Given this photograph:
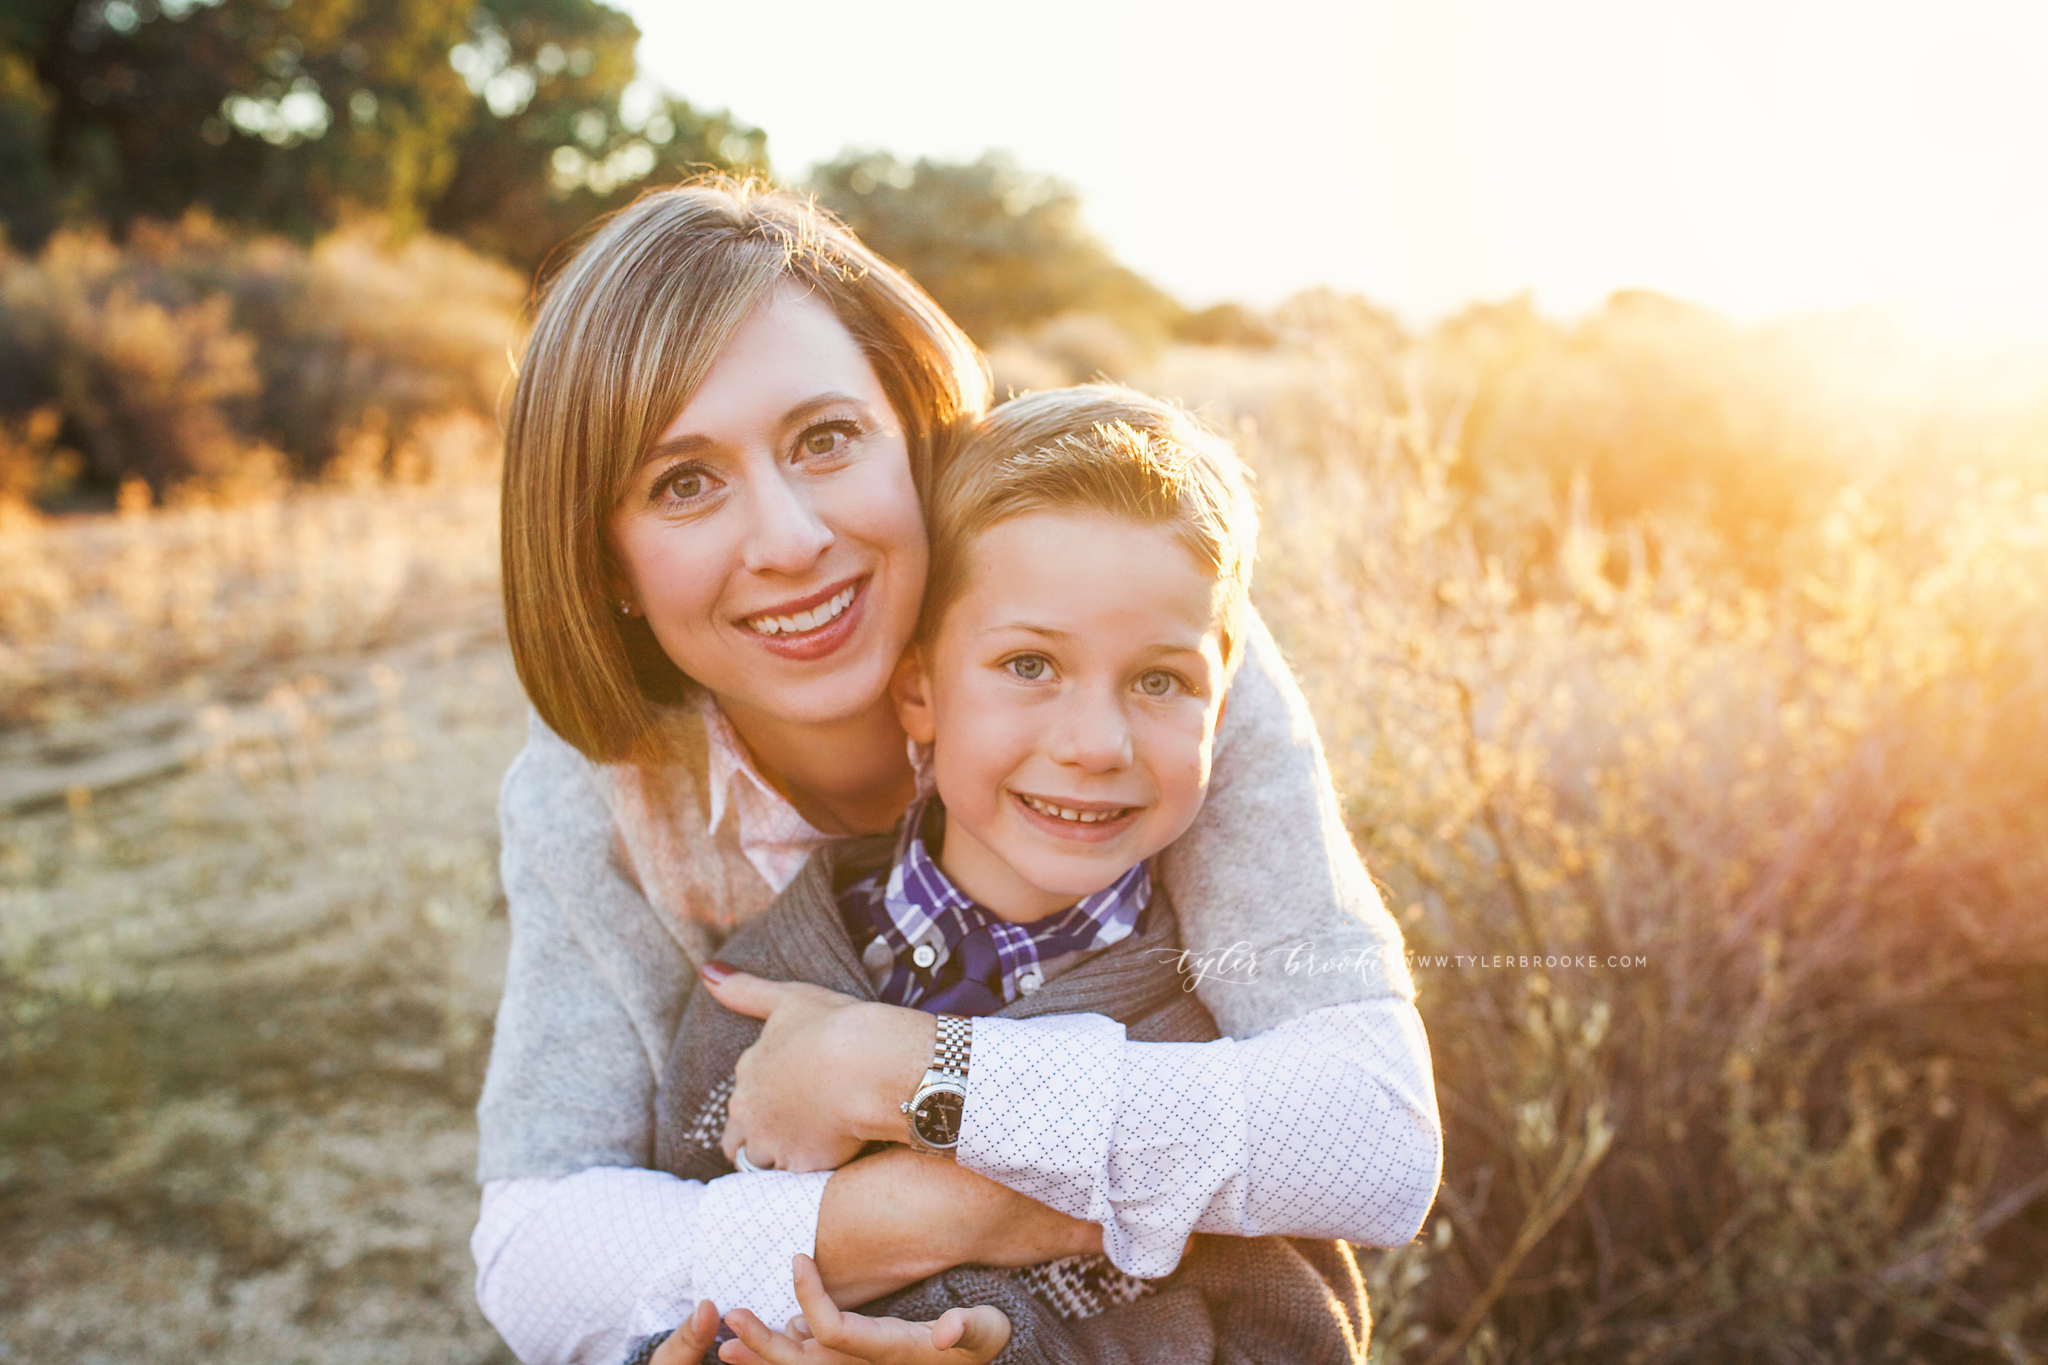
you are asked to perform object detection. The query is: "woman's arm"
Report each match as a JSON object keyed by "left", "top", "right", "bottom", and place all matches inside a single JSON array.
[
  {"left": 473, "top": 1155, "right": 1095, "bottom": 1364},
  {"left": 473, "top": 1168, "right": 825, "bottom": 1365},
  {"left": 958, "top": 1001, "right": 1441, "bottom": 1276},
  {"left": 1162, "top": 610, "right": 1415, "bottom": 1036},
  {"left": 705, "top": 974, "right": 1441, "bottom": 1282}
]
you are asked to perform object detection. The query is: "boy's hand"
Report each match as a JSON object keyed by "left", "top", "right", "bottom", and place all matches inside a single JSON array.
[
  {"left": 650, "top": 1299, "right": 723, "bottom": 1365},
  {"left": 701, "top": 964, "right": 935, "bottom": 1173},
  {"left": 718, "top": 1254, "right": 1011, "bottom": 1365}
]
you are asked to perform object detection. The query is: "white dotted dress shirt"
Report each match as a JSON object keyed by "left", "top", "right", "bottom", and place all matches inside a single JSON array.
[{"left": 471, "top": 709, "right": 1442, "bottom": 1365}]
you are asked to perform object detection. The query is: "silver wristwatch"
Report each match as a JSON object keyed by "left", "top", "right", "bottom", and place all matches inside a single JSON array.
[{"left": 901, "top": 1014, "right": 972, "bottom": 1155}]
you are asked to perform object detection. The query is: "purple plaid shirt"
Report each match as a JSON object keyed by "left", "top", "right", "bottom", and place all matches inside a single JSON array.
[{"left": 840, "top": 796, "right": 1151, "bottom": 1016}]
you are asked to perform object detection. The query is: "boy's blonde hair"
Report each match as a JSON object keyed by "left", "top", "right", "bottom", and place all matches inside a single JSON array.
[
  {"left": 923, "top": 385, "right": 1258, "bottom": 663},
  {"left": 502, "top": 176, "right": 990, "bottom": 763}
]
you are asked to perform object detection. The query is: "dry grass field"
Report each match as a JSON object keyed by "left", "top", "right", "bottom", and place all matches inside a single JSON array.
[
  {"left": 2, "top": 490, "right": 519, "bottom": 1363},
  {"left": 4, "top": 306, "right": 2046, "bottom": 1363}
]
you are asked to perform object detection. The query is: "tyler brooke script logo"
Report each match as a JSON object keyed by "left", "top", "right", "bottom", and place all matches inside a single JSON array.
[{"left": 1153, "top": 940, "right": 1398, "bottom": 990}]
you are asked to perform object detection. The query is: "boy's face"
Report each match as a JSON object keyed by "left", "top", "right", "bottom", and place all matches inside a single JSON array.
[{"left": 891, "top": 510, "right": 1230, "bottom": 923}]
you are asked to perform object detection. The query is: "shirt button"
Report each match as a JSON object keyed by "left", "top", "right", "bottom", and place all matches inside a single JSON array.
[
  {"left": 1017, "top": 970, "right": 1043, "bottom": 994},
  {"left": 911, "top": 943, "right": 938, "bottom": 970},
  {"left": 862, "top": 937, "right": 894, "bottom": 975}
]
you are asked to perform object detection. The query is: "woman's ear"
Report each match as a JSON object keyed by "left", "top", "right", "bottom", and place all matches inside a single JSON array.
[
  {"left": 600, "top": 549, "right": 643, "bottom": 620},
  {"left": 890, "top": 646, "right": 938, "bottom": 744}
]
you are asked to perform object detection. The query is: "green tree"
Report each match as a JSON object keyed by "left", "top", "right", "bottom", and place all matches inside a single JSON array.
[
  {"left": 0, "top": 0, "right": 763, "bottom": 269},
  {"left": 426, "top": 0, "right": 766, "bottom": 271},
  {"left": 810, "top": 149, "right": 1181, "bottom": 346}
]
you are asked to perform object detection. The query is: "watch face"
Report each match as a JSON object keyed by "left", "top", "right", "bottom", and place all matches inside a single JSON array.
[{"left": 911, "top": 1089, "right": 964, "bottom": 1147}]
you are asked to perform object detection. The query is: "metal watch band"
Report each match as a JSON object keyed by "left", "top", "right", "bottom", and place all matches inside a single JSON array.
[
  {"left": 932, "top": 1013, "right": 973, "bottom": 1081},
  {"left": 901, "top": 1015, "right": 974, "bottom": 1155}
]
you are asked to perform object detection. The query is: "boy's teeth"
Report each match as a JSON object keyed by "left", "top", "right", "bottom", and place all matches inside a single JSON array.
[
  {"left": 1021, "top": 794, "right": 1128, "bottom": 824},
  {"left": 749, "top": 585, "right": 855, "bottom": 637}
]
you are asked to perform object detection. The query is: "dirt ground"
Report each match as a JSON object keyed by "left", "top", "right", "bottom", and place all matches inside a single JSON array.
[{"left": 1, "top": 604, "right": 527, "bottom": 1364}]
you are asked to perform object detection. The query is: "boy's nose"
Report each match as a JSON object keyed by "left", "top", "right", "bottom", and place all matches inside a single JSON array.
[
  {"left": 1050, "top": 690, "right": 1134, "bottom": 771},
  {"left": 742, "top": 469, "right": 834, "bottom": 574}
]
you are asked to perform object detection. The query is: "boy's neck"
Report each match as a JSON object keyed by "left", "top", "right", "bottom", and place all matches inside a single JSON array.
[
  {"left": 718, "top": 693, "right": 916, "bottom": 839},
  {"left": 929, "top": 806, "right": 1099, "bottom": 925}
]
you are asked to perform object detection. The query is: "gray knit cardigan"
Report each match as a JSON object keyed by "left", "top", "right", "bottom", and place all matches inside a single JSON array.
[{"left": 477, "top": 613, "right": 1412, "bottom": 1182}]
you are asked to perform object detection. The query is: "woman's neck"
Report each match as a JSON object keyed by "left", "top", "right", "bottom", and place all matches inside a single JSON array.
[{"left": 716, "top": 692, "right": 917, "bottom": 838}]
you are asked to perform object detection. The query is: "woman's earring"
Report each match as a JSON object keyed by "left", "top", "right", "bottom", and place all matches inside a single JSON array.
[{"left": 614, "top": 598, "right": 636, "bottom": 619}]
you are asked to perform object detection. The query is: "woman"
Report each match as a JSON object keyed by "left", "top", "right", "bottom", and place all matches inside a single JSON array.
[{"left": 473, "top": 179, "right": 1439, "bottom": 1365}]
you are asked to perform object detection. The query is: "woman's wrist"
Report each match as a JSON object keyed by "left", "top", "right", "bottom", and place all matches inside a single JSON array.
[{"left": 836, "top": 1002, "right": 940, "bottom": 1144}]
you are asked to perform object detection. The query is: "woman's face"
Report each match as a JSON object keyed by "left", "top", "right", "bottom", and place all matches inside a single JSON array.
[{"left": 610, "top": 284, "right": 928, "bottom": 732}]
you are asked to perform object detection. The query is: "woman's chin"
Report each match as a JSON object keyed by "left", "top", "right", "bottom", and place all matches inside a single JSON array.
[{"left": 720, "top": 650, "right": 901, "bottom": 732}]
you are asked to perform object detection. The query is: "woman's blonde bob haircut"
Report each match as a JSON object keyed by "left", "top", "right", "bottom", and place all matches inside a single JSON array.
[{"left": 502, "top": 177, "right": 991, "bottom": 764}]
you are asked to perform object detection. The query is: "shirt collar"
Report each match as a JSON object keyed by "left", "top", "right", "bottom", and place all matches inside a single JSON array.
[
  {"left": 860, "top": 795, "right": 1150, "bottom": 1010},
  {"left": 700, "top": 696, "right": 838, "bottom": 893}
]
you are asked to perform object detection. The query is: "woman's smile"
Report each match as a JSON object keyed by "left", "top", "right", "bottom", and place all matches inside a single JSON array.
[{"left": 736, "top": 574, "right": 869, "bottom": 662}]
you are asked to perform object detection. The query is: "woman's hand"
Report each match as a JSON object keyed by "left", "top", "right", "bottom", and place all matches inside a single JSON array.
[
  {"left": 719, "top": 1254, "right": 1011, "bottom": 1365},
  {"left": 701, "top": 963, "right": 935, "bottom": 1173}
]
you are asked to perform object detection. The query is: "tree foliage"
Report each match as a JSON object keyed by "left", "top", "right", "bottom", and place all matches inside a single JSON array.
[
  {"left": 810, "top": 149, "right": 1182, "bottom": 346},
  {"left": 0, "top": 0, "right": 765, "bottom": 270}
]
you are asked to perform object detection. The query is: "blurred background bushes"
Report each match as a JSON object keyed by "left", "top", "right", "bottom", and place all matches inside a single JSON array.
[{"left": 0, "top": 213, "right": 523, "bottom": 498}]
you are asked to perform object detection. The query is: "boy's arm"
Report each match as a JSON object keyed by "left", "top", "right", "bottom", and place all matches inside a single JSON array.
[{"left": 1160, "top": 610, "right": 1415, "bottom": 1036}]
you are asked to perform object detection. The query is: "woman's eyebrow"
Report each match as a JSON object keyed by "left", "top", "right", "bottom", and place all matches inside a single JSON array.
[
  {"left": 640, "top": 392, "right": 871, "bottom": 465},
  {"left": 642, "top": 432, "right": 711, "bottom": 464},
  {"left": 781, "top": 392, "right": 868, "bottom": 425}
]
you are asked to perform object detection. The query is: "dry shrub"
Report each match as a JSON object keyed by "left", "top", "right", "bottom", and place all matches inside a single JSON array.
[
  {"left": 257, "top": 227, "right": 525, "bottom": 481},
  {"left": 0, "top": 407, "right": 78, "bottom": 512},
  {"left": 0, "top": 213, "right": 522, "bottom": 499},
  {"left": 0, "top": 228, "right": 261, "bottom": 491},
  {"left": 1142, "top": 330, "right": 2048, "bottom": 1361}
]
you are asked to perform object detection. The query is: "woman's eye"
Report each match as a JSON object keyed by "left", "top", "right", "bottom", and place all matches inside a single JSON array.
[
  {"left": 1007, "top": 655, "right": 1050, "bottom": 681},
  {"left": 1137, "top": 670, "right": 1181, "bottom": 697},
  {"left": 662, "top": 468, "right": 709, "bottom": 501},
  {"left": 798, "top": 423, "right": 854, "bottom": 458}
]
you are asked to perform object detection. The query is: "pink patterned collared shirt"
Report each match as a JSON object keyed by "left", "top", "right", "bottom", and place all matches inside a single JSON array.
[{"left": 697, "top": 697, "right": 840, "bottom": 894}]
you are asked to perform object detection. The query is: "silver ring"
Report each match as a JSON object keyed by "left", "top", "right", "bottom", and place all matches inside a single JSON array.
[{"left": 734, "top": 1144, "right": 770, "bottom": 1174}]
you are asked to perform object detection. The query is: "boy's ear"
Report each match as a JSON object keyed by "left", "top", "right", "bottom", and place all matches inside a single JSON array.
[{"left": 890, "top": 645, "right": 938, "bottom": 744}]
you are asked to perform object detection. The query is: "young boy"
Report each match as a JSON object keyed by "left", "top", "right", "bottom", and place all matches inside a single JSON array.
[{"left": 638, "top": 386, "right": 1375, "bottom": 1365}]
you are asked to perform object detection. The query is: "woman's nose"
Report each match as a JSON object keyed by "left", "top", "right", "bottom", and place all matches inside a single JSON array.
[
  {"left": 1049, "top": 689, "right": 1134, "bottom": 772},
  {"left": 742, "top": 468, "right": 834, "bottom": 574}
]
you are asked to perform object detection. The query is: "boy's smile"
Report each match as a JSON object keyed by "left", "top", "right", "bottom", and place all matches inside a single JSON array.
[{"left": 891, "top": 510, "right": 1231, "bottom": 923}]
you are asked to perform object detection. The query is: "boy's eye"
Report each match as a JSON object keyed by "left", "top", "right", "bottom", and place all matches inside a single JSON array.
[
  {"left": 1007, "top": 655, "right": 1050, "bottom": 681},
  {"left": 1137, "top": 670, "right": 1180, "bottom": 697}
]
